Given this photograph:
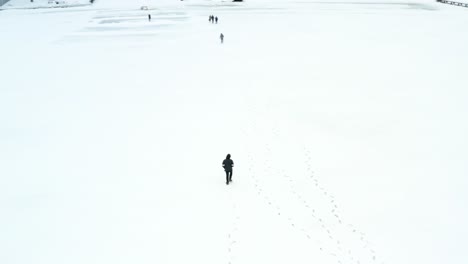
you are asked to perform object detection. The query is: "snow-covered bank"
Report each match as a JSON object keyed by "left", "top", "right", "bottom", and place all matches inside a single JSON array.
[
  {"left": 1, "top": 1, "right": 468, "bottom": 264},
  {"left": 0, "top": 0, "right": 10, "bottom": 8},
  {"left": 1, "top": 0, "right": 91, "bottom": 9}
]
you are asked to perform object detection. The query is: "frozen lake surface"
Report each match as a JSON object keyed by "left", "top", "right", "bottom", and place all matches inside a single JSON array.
[{"left": 1, "top": 1, "right": 467, "bottom": 264}]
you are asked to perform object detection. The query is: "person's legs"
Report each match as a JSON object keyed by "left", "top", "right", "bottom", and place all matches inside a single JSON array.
[
  {"left": 226, "top": 171, "right": 229, "bottom": 184},
  {"left": 229, "top": 170, "right": 233, "bottom": 182}
]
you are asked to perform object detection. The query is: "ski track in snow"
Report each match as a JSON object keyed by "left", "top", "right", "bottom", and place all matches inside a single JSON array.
[
  {"left": 240, "top": 105, "right": 384, "bottom": 264},
  {"left": 227, "top": 198, "right": 240, "bottom": 264}
]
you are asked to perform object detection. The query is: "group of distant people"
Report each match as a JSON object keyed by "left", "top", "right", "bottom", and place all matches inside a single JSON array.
[
  {"left": 208, "top": 15, "right": 219, "bottom": 24},
  {"left": 208, "top": 15, "right": 224, "bottom": 44},
  {"left": 146, "top": 13, "right": 224, "bottom": 44}
]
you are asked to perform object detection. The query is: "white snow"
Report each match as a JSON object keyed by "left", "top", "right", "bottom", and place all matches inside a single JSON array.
[{"left": 1, "top": 1, "right": 468, "bottom": 264}]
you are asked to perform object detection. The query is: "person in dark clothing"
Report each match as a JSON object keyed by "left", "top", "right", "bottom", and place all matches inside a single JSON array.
[
  {"left": 220, "top": 33, "right": 224, "bottom": 44},
  {"left": 209, "top": 15, "right": 212, "bottom": 22},
  {"left": 148, "top": 14, "right": 151, "bottom": 22},
  {"left": 222, "top": 154, "right": 234, "bottom": 185},
  {"left": 215, "top": 16, "right": 218, "bottom": 23}
]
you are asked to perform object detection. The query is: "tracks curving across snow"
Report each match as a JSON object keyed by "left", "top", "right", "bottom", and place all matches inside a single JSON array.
[{"left": 235, "top": 104, "right": 384, "bottom": 264}]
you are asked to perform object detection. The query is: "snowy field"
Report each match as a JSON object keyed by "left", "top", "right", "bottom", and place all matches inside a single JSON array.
[{"left": 1, "top": 1, "right": 468, "bottom": 264}]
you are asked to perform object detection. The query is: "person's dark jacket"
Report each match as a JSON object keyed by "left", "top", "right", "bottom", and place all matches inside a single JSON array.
[{"left": 222, "top": 155, "right": 234, "bottom": 171}]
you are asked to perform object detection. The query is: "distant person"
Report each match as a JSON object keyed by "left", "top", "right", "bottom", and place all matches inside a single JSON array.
[
  {"left": 215, "top": 16, "right": 218, "bottom": 23},
  {"left": 209, "top": 15, "right": 212, "bottom": 22},
  {"left": 148, "top": 14, "right": 151, "bottom": 22},
  {"left": 222, "top": 154, "right": 234, "bottom": 185},
  {"left": 211, "top": 15, "right": 215, "bottom": 23},
  {"left": 220, "top": 33, "right": 224, "bottom": 44}
]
